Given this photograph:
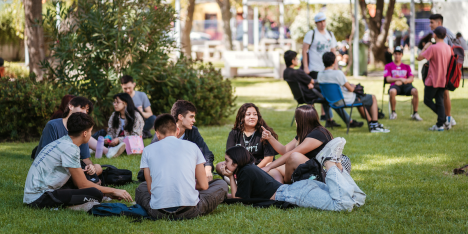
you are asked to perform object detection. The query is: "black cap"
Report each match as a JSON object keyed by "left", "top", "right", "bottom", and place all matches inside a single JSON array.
[
  {"left": 393, "top": 46, "right": 403, "bottom": 54},
  {"left": 433, "top": 26, "right": 446, "bottom": 39}
]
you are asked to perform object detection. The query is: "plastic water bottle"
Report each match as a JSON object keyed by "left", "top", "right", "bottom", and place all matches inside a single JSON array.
[{"left": 95, "top": 136, "right": 104, "bottom": 159}]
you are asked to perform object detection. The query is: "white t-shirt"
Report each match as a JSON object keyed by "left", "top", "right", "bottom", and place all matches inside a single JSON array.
[
  {"left": 317, "top": 70, "right": 356, "bottom": 105},
  {"left": 140, "top": 136, "right": 206, "bottom": 210},
  {"left": 24, "top": 135, "right": 81, "bottom": 204},
  {"left": 303, "top": 29, "right": 337, "bottom": 72}
]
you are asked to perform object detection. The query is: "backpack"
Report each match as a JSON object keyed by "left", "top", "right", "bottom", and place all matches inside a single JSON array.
[
  {"left": 291, "top": 158, "right": 326, "bottom": 183},
  {"left": 88, "top": 203, "right": 151, "bottom": 220},
  {"left": 446, "top": 41, "right": 465, "bottom": 90},
  {"left": 99, "top": 164, "right": 133, "bottom": 186},
  {"left": 300, "top": 29, "right": 334, "bottom": 70}
]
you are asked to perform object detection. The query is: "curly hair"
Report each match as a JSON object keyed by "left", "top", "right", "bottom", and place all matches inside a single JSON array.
[{"left": 232, "top": 103, "right": 278, "bottom": 143}]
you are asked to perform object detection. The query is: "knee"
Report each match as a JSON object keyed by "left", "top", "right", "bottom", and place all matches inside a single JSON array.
[
  {"left": 411, "top": 88, "right": 418, "bottom": 96},
  {"left": 288, "top": 152, "right": 304, "bottom": 165},
  {"left": 389, "top": 89, "right": 397, "bottom": 96}
]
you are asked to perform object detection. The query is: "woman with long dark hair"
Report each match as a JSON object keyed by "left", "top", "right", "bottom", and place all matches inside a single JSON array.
[
  {"left": 107, "top": 93, "right": 144, "bottom": 147},
  {"left": 216, "top": 103, "right": 278, "bottom": 177},
  {"left": 261, "top": 105, "right": 334, "bottom": 184},
  {"left": 220, "top": 143, "right": 365, "bottom": 211},
  {"left": 51, "top": 95, "right": 76, "bottom": 120}
]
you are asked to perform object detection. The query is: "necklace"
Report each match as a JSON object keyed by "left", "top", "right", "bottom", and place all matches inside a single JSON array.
[{"left": 243, "top": 130, "right": 255, "bottom": 147}]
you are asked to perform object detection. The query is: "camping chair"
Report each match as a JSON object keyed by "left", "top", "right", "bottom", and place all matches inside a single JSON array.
[
  {"left": 382, "top": 77, "right": 413, "bottom": 118},
  {"left": 286, "top": 81, "right": 328, "bottom": 127},
  {"left": 319, "top": 83, "right": 369, "bottom": 135}
]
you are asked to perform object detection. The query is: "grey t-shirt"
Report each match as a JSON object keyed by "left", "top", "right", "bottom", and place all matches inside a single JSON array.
[
  {"left": 24, "top": 135, "right": 81, "bottom": 204},
  {"left": 317, "top": 70, "right": 356, "bottom": 105},
  {"left": 303, "top": 29, "right": 337, "bottom": 72},
  {"left": 35, "top": 118, "right": 90, "bottom": 160},
  {"left": 443, "top": 27, "right": 455, "bottom": 46},
  {"left": 140, "top": 136, "right": 206, "bottom": 209},
  {"left": 132, "top": 91, "right": 151, "bottom": 110}
]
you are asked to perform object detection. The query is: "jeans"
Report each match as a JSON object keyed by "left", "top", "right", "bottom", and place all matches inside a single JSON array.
[
  {"left": 136, "top": 179, "right": 228, "bottom": 220},
  {"left": 275, "top": 166, "right": 366, "bottom": 211},
  {"left": 92, "top": 129, "right": 107, "bottom": 140},
  {"left": 144, "top": 115, "right": 157, "bottom": 132},
  {"left": 424, "top": 86, "right": 445, "bottom": 127}
]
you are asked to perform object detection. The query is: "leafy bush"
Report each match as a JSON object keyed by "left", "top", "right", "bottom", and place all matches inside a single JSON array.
[
  {"left": 141, "top": 56, "right": 236, "bottom": 125},
  {"left": 0, "top": 77, "right": 68, "bottom": 140},
  {"left": 3, "top": 62, "right": 30, "bottom": 78}
]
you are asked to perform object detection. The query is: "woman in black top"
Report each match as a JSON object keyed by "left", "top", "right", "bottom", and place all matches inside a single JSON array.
[
  {"left": 216, "top": 103, "right": 278, "bottom": 175},
  {"left": 261, "top": 105, "right": 333, "bottom": 184},
  {"left": 220, "top": 145, "right": 366, "bottom": 211}
]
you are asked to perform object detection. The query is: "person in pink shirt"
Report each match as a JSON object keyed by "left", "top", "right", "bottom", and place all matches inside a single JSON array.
[
  {"left": 417, "top": 26, "right": 452, "bottom": 131},
  {"left": 384, "top": 46, "right": 422, "bottom": 121}
]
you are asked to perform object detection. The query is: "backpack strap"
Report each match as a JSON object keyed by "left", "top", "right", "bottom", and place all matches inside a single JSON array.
[{"left": 100, "top": 164, "right": 118, "bottom": 170}]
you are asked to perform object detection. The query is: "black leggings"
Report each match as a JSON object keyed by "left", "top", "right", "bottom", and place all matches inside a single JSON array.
[{"left": 29, "top": 188, "right": 103, "bottom": 208}]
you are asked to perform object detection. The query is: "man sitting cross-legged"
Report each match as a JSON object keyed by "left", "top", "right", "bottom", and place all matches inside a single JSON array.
[
  {"left": 136, "top": 114, "right": 228, "bottom": 220},
  {"left": 151, "top": 100, "right": 215, "bottom": 181},
  {"left": 384, "top": 46, "right": 422, "bottom": 121},
  {"left": 24, "top": 113, "right": 133, "bottom": 209}
]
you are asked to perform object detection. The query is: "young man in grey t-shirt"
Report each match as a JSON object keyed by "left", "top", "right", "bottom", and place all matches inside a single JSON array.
[{"left": 121, "top": 75, "right": 157, "bottom": 138}]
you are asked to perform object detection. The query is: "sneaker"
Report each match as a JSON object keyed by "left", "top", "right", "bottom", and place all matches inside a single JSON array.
[
  {"left": 411, "top": 113, "right": 423, "bottom": 121},
  {"left": 106, "top": 142, "right": 126, "bottom": 158},
  {"left": 320, "top": 115, "right": 327, "bottom": 121},
  {"left": 89, "top": 149, "right": 95, "bottom": 155},
  {"left": 370, "top": 124, "right": 390, "bottom": 133},
  {"left": 223, "top": 176, "right": 231, "bottom": 185},
  {"left": 451, "top": 117, "right": 457, "bottom": 126},
  {"left": 143, "top": 130, "right": 153, "bottom": 139},
  {"left": 325, "top": 120, "right": 341, "bottom": 128},
  {"left": 429, "top": 125, "right": 444, "bottom": 131},
  {"left": 444, "top": 122, "right": 452, "bottom": 130},
  {"left": 349, "top": 120, "right": 363, "bottom": 128},
  {"left": 390, "top": 112, "right": 397, "bottom": 120},
  {"left": 315, "top": 137, "right": 345, "bottom": 165},
  {"left": 67, "top": 201, "right": 100, "bottom": 212}
]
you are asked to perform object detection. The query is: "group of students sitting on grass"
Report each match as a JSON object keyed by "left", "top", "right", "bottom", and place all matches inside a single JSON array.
[{"left": 24, "top": 96, "right": 366, "bottom": 219}]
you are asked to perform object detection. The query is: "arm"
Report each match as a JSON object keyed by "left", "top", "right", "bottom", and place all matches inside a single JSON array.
[
  {"left": 107, "top": 113, "right": 120, "bottom": 146},
  {"left": 143, "top": 167, "right": 152, "bottom": 195},
  {"left": 256, "top": 156, "right": 274, "bottom": 168},
  {"left": 137, "top": 106, "right": 153, "bottom": 119},
  {"left": 82, "top": 158, "right": 96, "bottom": 175},
  {"left": 260, "top": 126, "right": 296, "bottom": 155},
  {"left": 262, "top": 138, "right": 324, "bottom": 172},
  {"left": 417, "top": 43, "right": 431, "bottom": 61},
  {"left": 403, "top": 76, "right": 414, "bottom": 84},
  {"left": 385, "top": 76, "right": 406, "bottom": 84},
  {"left": 69, "top": 168, "right": 133, "bottom": 201},
  {"left": 302, "top": 43, "right": 310, "bottom": 74},
  {"left": 229, "top": 174, "right": 239, "bottom": 199},
  {"left": 344, "top": 82, "right": 355, "bottom": 92},
  {"left": 195, "top": 163, "right": 209, "bottom": 190}
]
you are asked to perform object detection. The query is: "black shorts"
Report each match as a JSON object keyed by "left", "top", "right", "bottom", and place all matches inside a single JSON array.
[
  {"left": 388, "top": 84, "right": 414, "bottom": 96},
  {"left": 308, "top": 71, "right": 319, "bottom": 79}
]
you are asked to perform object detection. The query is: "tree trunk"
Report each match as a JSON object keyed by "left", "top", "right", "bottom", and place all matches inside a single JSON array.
[
  {"left": 24, "top": 0, "right": 45, "bottom": 81},
  {"left": 346, "top": 0, "right": 355, "bottom": 75},
  {"left": 181, "top": 0, "right": 195, "bottom": 58},
  {"left": 216, "top": 0, "right": 233, "bottom": 50},
  {"left": 359, "top": 0, "right": 395, "bottom": 67}
]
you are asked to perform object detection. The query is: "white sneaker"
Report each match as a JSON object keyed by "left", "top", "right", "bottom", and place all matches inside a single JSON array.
[
  {"left": 447, "top": 116, "right": 457, "bottom": 126},
  {"left": 223, "top": 176, "right": 231, "bottom": 185},
  {"left": 315, "top": 138, "right": 346, "bottom": 165},
  {"left": 106, "top": 142, "right": 126, "bottom": 158},
  {"left": 411, "top": 113, "right": 423, "bottom": 121},
  {"left": 370, "top": 124, "right": 390, "bottom": 133},
  {"left": 390, "top": 112, "right": 397, "bottom": 120},
  {"left": 67, "top": 201, "right": 100, "bottom": 212},
  {"left": 89, "top": 149, "right": 95, "bottom": 154},
  {"left": 429, "top": 125, "right": 444, "bottom": 131}
]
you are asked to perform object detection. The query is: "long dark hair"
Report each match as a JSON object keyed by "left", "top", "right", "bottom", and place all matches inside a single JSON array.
[
  {"left": 112, "top": 93, "right": 143, "bottom": 133},
  {"left": 295, "top": 105, "right": 333, "bottom": 144},
  {"left": 226, "top": 146, "right": 255, "bottom": 175},
  {"left": 51, "top": 94, "right": 75, "bottom": 120},
  {"left": 418, "top": 33, "right": 433, "bottom": 50},
  {"left": 232, "top": 103, "right": 278, "bottom": 142}
]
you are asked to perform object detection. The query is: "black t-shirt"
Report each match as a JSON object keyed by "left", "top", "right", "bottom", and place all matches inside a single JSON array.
[
  {"left": 295, "top": 128, "right": 332, "bottom": 159},
  {"left": 283, "top": 67, "right": 320, "bottom": 101},
  {"left": 226, "top": 129, "right": 277, "bottom": 165},
  {"left": 235, "top": 164, "right": 282, "bottom": 199}
]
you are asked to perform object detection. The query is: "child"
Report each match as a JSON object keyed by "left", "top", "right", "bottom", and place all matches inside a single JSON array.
[{"left": 220, "top": 138, "right": 366, "bottom": 211}]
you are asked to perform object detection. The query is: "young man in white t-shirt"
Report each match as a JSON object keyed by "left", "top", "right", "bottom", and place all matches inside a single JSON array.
[
  {"left": 136, "top": 114, "right": 227, "bottom": 220},
  {"left": 317, "top": 52, "right": 390, "bottom": 133}
]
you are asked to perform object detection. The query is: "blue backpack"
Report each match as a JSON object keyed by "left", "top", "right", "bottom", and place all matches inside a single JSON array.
[{"left": 88, "top": 203, "right": 152, "bottom": 221}]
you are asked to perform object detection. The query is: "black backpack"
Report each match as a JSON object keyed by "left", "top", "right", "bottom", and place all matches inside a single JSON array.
[
  {"left": 291, "top": 158, "right": 326, "bottom": 183},
  {"left": 100, "top": 165, "right": 133, "bottom": 186}
]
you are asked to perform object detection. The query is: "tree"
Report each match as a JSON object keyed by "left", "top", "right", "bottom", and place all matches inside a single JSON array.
[
  {"left": 24, "top": 0, "right": 45, "bottom": 80},
  {"left": 181, "top": 0, "right": 195, "bottom": 57},
  {"left": 216, "top": 0, "right": 233, "bottom": 50},
  {"left": 359, "top": 0, "right": 396, "bottom": 66}
]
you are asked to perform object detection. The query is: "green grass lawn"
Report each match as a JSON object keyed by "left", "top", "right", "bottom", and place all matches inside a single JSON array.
[{"left": 2, "top": 77, "right": 468, "bottom": 233}]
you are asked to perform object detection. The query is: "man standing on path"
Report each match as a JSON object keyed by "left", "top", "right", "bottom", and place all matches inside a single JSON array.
[
  {"left": 428, "top": 14, "right": 457, "bottom": 128},
  {"left": 121, "top": 75, "right": 157, "bottom": 139},
  {"left": 417, "top": 27, "right": 452, "bottom": 131}
]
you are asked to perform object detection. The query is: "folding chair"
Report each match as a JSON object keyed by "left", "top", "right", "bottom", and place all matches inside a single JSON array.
[
  {"left": 286, "top": 81, "right": 328, "bottom": 127},
  {"left": 319, "top": 83, "right": 369, "bottom": 135},
  {"left": 382, "top": 77, "right": 413, "bottom": 118}
]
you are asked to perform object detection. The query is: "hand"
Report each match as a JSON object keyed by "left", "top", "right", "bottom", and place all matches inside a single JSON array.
[
  {"left": 110, "top": 189, "right": 133, "bottom": 202},
  {"left": 205, "top": 167, "right": 213, "bottom": 182},
  {"left": 137, "top": 106, "right": 143, "bottom": 112},
  {"left": 304, "top": 67, "right": 310, "bottom": 74},
  {"left": 109, "top": 138, "right": 119, "bottom": 147},
  {"left": 262, "top": 165, "right": 271, "bottom": 173},
  {"left": 261, "top": 126, "right": 273, "bottom": 140},
  {"left": 307, "top": 83, "right": 314, "bottom": 89},
  {"left": 219, "top": 163, "right": 233, "bottom": 177},
  {"left": 84, "top": 164, "right": 96, "bottom": 175},
  {"left": 394, "top": 80, "right": 403, "bottom": 86}
]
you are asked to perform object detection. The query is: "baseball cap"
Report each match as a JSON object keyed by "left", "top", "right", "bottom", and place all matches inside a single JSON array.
[
  {"left": 393, "top": 46, "right": 403, "bottom": 54},
  {"left": 433, "top": 26, "right": 447, "bottom": 39},
  {"left": 314, "top": 12, "right": 326, "bottom": 22}
]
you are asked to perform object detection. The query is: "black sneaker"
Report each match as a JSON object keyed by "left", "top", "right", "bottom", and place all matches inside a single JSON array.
[
  {"left": 320, "top": 115, "right": 327, "bottom": 121},
  {"left": 142, "top": 130, "right": 153, "bottom": 139},
  {"left": 349, "top": 120, "right": 364, "bottom": 128},
  {"left": 325, "top": 120, "right": 341, "bottom": 128}
]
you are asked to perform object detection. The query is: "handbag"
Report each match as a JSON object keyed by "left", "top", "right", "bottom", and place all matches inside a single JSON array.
[
  {"left": 124, "top": 136, "right": 144, "bottom": 155},
  {"left": 421, "top": 62, "right": 429, "bottom": 83},
  {"left": 353, "top": 83, "right": 365, "bottom": 97}
]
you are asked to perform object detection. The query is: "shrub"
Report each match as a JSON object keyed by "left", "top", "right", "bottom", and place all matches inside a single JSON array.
[
  {"left": 141, "top": 56, "right": 236, "bottom": 125},
  {"left": 0, "top": 77, "right": 68, "bottom": 140}
]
